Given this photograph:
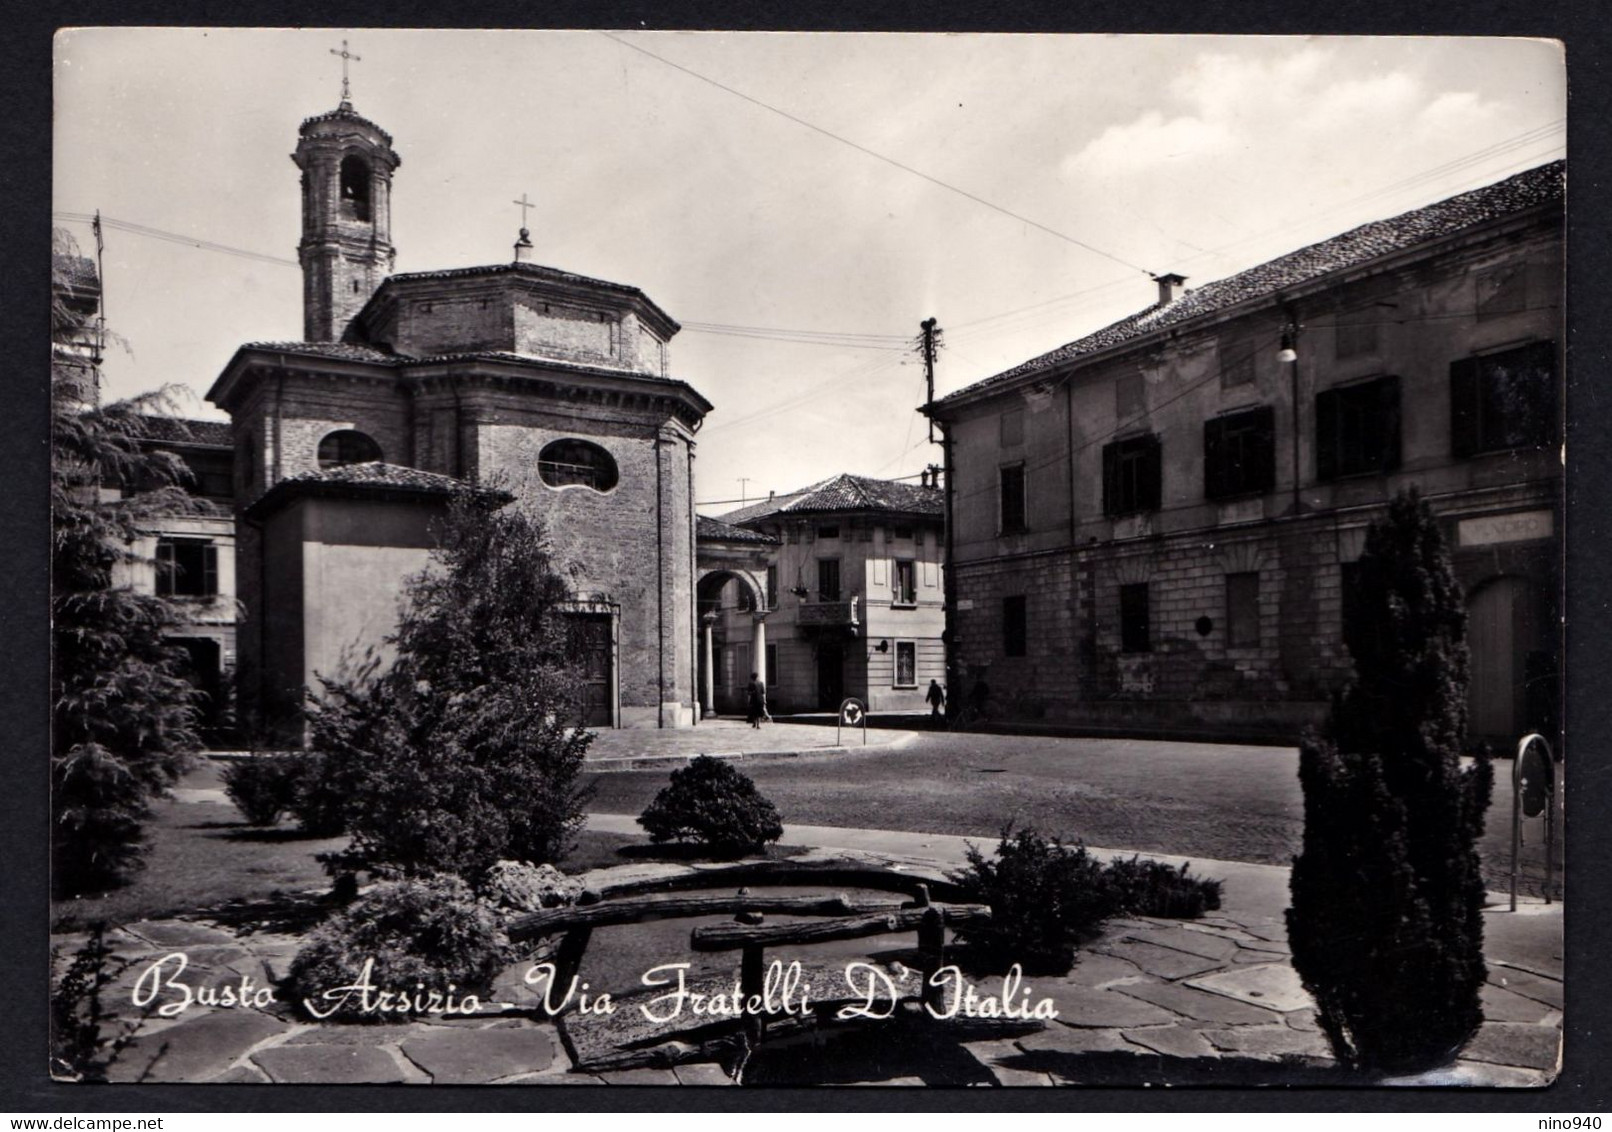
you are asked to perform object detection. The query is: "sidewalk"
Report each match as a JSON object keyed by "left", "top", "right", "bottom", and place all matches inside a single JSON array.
[
  {"left": 583, "top": 717, "right": 915, "bottom": 770},
  {"left": 69, "top": 811, "right": 1562, "bottom": 1087}
]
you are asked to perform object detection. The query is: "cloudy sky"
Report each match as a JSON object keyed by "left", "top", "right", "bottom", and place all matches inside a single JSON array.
[{"left": 53, "top": 30, "right": 1563, "bottom": 513}]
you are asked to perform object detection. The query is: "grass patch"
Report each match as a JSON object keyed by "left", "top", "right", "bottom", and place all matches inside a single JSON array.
[{"left": 51, "top": 797, "right": 344, "bottom": 933}]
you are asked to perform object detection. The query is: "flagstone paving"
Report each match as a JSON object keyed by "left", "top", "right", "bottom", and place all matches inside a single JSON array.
[{"left": 58, "top": 821, "right": 1562, "bottom": 1088}]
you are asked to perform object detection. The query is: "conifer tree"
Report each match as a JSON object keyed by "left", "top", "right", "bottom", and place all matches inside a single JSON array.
[
  {"left": 1287, "top": 488, "right": 1493, "bottom": 1073},
  {"left": 312, "top": 492, "right": 595, "bottom": 880},
  {"left": 51, "top": 231, "right": 203, "bottom": 894}
]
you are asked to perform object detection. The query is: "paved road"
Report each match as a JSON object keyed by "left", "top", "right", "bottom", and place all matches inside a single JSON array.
[{"left": 585, "top": 731, "right": 1561, "bottom": 897}]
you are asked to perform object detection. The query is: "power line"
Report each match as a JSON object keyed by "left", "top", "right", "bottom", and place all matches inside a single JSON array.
[
  {"left": 53, "top": 210, "right": 302, "bottom": 268},
  {"left": 597, "top": 31, "right": 1155, "bottom": 278}
]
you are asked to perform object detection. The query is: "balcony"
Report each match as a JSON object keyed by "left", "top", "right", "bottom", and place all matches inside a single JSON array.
[{"left": 797, "top": 596, "right": 860, "bottom": 629}]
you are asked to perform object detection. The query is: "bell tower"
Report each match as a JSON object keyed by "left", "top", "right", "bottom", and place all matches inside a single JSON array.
[{"left": 292, "top": 80, "right": 400, "bottom": 342}]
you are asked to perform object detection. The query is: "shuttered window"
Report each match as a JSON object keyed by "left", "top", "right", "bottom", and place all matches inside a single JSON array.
[
  {"left": 1204, "top": 406, "right": 1276, "bottom": 500},
  {"left": 1450, "top": 341, "right": 1556, "bottom": 458},
  {"left": 1003, "top": 595, "right": 1028, "bottom": 657},
  {"left": 156, "top": 538, "right": 218, "bottom": 598},
  {"left": 1103, "top": 435, "right": 1163, "bottom": 517},
  {"left": 1120, "top": 583, "right": 1151, "bottom": 654},
  {"left": 999, "top": 464, "right": 1027, "bottom": 534},
  {"left": 1316, "top": 376, "right": 1401, "bottom": 480}
]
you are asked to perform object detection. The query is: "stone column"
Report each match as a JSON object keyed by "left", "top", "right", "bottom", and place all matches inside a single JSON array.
[
  {"left": 752, "top": 612, "right": 769, "bottom": 685},
  {"left": 701, "top": 612, "right": 717, "bottom": 719}
]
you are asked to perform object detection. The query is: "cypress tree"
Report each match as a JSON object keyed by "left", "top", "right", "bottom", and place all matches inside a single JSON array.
[
  {"left": 1287, "top": 488, "right": 1493, "bottom": 1073},
  {"left": 51, "top": 230, "right": 203, "bottom": 894}
]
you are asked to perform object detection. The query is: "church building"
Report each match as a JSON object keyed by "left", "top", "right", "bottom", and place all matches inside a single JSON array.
[{"left": 209, "top": 93, "right": 709, "bottom": 739}]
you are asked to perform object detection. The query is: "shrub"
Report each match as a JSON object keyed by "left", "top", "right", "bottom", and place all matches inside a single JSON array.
[
  {"left": 950, "top": 828, "right": 1115, "bottom": 975},
  {"left": 284, "top": 751, "right": 351, "bottom": 837},
  {"left": 1103, "top": 856, "right": 1223, "bottom": 919},
  {"left": 221, "top": 754, "right": 301, "bottom": 826},
  {"left": 284, "top": 875, "right": 508, "bottom": 1022},
  {"left": 50, "top": 925, "right": 137, "bottom": 1081},
  {"left": 952, "top": 830, "right": 1227, "bottom": 975},
  {"left": 1287, "top": 489, "right": 1492, "bottom": 1074},
  {"left": 637, "top": 756, "right": 784, "bottom": 853},
  {"left": 311, "top": 495, "right": 595, "bottom": 881}
]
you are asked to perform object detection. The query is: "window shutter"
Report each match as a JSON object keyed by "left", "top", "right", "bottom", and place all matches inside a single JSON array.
[
  {"left": 156, "top": 540, "right": 175, "bottom": 597},
  {"left": 1448, "top": 357, "right": 1479, "bottom": 458},
  {"left": 1102, "top": 442, "right": 1118, "bottom": 517},
  {"left": 1252, "top": 406, "right": 1277, "bottom": 492},
  {"left": 1315, "top": 389, "right": 1339, "bottom": 481},
  {"left": 1378, "top": 376, "right": 1402, "bottom": 472},
  {"left": 1526, "top": 339, "right": 1559, "bottom": 448},
  {"left": 203, "top": 544, "right": 219, "bottom": 597},
  {"left": 1203, "top": 418, "right": 1225, "bottom": 500},
  {"left": 1142, "top": 436, "right": 1163, "bottom": 511}
]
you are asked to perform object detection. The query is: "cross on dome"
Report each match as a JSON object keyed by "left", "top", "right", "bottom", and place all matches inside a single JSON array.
[{"left": 329, "top": 38, "right": 362, "bottom": 106}]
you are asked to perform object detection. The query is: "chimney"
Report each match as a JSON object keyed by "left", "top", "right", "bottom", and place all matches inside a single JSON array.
[
  {"left": 1153, "top": 272, "right": 1187, "bottom": 306},
  {"left": 514, "top": 227, "right": 534, "bottom": 264}
]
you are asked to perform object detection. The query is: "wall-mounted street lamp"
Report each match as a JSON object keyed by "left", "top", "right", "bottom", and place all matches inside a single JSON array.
[{"left": 1277, "top": 328, "right": 1299, "bottom": 364}]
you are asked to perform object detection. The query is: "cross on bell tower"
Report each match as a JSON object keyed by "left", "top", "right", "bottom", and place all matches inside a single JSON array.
[
  {"left": 293, "top": 64, "right": 402, "bottom": 342},
  {"left": 513, "top": 193, "right": 535, "bottom": 262},
  {"left": 330, "top": 39, "right": 361, "bottom": 107}
]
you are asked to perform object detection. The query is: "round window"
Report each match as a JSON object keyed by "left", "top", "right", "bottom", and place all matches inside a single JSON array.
[
  {"left": 538, "top": 438, "right": 619, "bottom": 493},
  {"left": 318, "top": 429, "right": 383, "bottom": 469}
]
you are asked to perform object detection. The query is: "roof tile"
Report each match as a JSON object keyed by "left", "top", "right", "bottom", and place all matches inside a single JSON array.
[
  {"left": 720, "top": 473, "right": 942, "bottom": 525},
  {"left": 939, "top": 161, "right": 1564, "bottom": 405}
]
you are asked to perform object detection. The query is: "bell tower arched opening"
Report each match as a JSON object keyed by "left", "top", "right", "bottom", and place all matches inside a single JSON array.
[{"left": 339, "top": 155, "right": 373, "bottom": 222}]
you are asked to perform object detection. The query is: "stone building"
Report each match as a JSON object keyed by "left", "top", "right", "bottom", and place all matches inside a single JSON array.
[
  {"left": 926, "top": 162, "right": 1563, "bottom": 745},
  {"left": 209, "top": 94, "right": 709, "bottom": 740},
  {"left": 697, "top": 474, "right": 947, "bottom": 715}
]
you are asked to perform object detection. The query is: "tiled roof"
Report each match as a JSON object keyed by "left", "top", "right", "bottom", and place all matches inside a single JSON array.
[
  {"left": 135, "top": 416, "right": 233, "bottom": 448},
  {"left": 378, "top": 262, "right": 680, "bottom": 331},
  {"left": 721, "top": 474, "right": 943, "bottom": 525},
  {"left": 245, "top": 461, "right": 511, "bottom": 518},
  {"left": 938, "top": 161, "right": 1565, "bottom": 406},
  {"left": 279, "top": 462, "right": 482, "bottom": 492},
  {"left": 299, "top": 103, "right": 395, "bottom": 146},
  {"left": 696, "top": 514, "right": 778, "bottom": 544},
  {"left": 241, "top": 341, "right": 405, "bottom": 364}
]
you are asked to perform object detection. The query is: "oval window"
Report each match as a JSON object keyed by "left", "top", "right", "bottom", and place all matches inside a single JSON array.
[
  {"left": 539, "top": 438, "right": 618, "bottom": 492},
  {"left": 318, "top": 429, "right": 383, "bottom": 469}
]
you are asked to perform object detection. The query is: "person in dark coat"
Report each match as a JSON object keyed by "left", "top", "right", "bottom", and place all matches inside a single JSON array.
[
  {"left": 925, "top": 679, "right": 946, "bottom": 726},
  {"left": 746, "top": 672, "right": 767, "bottom": 728}
]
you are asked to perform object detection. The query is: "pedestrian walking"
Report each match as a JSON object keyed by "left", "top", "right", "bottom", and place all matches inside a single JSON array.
[
  {"left": 926, "top": 679, "right": 946, "bottom": 727},
  {"left": 746, "top": 672, "right": 767, "bottom": 728}
]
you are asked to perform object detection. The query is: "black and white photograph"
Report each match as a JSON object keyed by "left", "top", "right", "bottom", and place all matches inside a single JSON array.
[{"left": 47, "top": 28, "right": 1567, "bottom": 1092}]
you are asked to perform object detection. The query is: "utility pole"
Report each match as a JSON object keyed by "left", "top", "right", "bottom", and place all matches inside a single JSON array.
[
  {"left": 737, "top": 477, "right": 752, "bottom": 506},
  {"left": 921, "top": 317, "right": 938, "bottom": 444},
  {"left": 917, "top": 316, "right": 959, "bottom": 718}
]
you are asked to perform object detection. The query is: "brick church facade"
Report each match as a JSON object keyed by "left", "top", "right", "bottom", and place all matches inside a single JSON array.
[{"left": 210, "top": 96, "right": 709, "bottom": 739}]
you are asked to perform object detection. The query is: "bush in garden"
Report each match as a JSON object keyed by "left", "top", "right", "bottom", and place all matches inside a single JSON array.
[
  {"left": 1102, "top": 856, "right": 1223, "bottom": 919},
  {"left": 1287, "top": 488, "right": 1492, "bottom": 1074},
  {"left": 50, "top": 925, "right": 137, "bottom": 1081},
  {"left": 284, "top": 875, "right": 507, "bottom": 1021},
  {"left": 637, "top": 756, "right": 784, "bottom": 854},
  {"left": 220, "top": 754, "right": 301, "bottom": 826},
  {"left": 950, "top": 828, "right": 1116, "bottom": 975},
  {"left": 311, "top": 494, "right": 595, "bottom": 880},
  {"left": 283, "top": 750, "right": 352, "bottom": 837}
]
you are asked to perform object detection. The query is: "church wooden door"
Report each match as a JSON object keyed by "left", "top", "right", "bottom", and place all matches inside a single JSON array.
[{"left": 570, "top": 614, "right": 614, "bottom": 728}]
